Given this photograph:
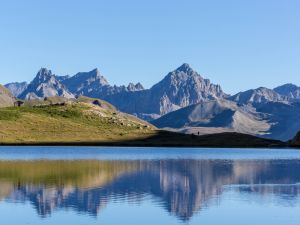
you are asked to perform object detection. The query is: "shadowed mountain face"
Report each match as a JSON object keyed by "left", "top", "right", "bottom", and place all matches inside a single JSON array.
[
  {"left": 18, "top": 68, "right": 74, "bottom": 100},
  {"left": 1, "top": 159, "right": 300, "bottom": 221},
  {"left": 290, "top": 131, "right": 300, "bottom": 147}
]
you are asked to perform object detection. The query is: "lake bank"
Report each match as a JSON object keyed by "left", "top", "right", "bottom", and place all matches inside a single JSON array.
[{"left": 0, "top": 131, "right": 287, "bottom": 148}]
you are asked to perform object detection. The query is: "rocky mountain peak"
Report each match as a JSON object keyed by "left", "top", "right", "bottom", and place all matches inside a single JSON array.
[
  {"left": 276, "top": 83, "right": 298, "bottom": 90},
  {"left": 176, "top": 63, "right": 193, "bottom": 73},
  {"left": 127, "top": 82, "right": 144, "bottom": 91},
  {"left": 90, "top": 68, "right": 101, "bottom": 77},
  {"left": 18, "top": 68, "right": 74, "bottom": 100},
  {"left": 72, "top": 68, "right": 109, "bottom": 86},
  {"left": 35, "top": 68, "right": 53, "bottom": 82},
  {"left": 144, "top": 64, "right": 227, "bottom": 116},
  {"left": 135, "top": 82, "right": 144, "bottom": 90},
  {"left": 274, "top": 83, "right": 300, "bottom": 100}
]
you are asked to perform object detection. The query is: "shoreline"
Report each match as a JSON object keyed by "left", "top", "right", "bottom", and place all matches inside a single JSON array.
[{"left": 0, "top": 141, "right": 290, "bottom": 149}]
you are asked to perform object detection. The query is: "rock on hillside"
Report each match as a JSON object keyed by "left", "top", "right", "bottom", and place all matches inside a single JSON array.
[
  {"left": 0, "top": 85, "right": 15, "bottom": 107},
  {"left": 19, "top": 68, "right": 74, "bottom": 100}
]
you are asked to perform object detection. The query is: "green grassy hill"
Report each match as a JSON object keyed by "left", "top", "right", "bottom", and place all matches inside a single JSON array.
[
  {"left": 0, "top": 97, "right": 155, "bottom": 144},
  {"left": 0, "top": 96, "right": 285, "bottom": 147}
]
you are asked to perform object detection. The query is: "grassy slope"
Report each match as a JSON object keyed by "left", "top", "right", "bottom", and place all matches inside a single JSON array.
[
  {"left": 0, "top": 85, "right": 15, "bottom": 107},
  {"left": 0, "top": 98, "right": 286, "bottom": 147},
  {"left": 0, "top": 100, "right": 156, "bottom": 144}
]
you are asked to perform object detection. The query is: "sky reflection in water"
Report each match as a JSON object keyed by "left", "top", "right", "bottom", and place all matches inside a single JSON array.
[{"left": 0, "top": 147, "right": 300, "bottom": 225}]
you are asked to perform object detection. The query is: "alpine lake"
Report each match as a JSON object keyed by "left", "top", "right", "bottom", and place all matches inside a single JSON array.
[{"left": 0, "top": 147, "right": 300, "bottom": 225}]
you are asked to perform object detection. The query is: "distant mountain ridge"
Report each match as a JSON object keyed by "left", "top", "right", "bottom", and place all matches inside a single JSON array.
[
  {"left": 228, "top": 87, "right": 289, "bottom": 105},
  {"left": 18, "top": 68, "right": 74, "bottom": 100},
  {"left": 5, "top": 82, "right": 28, "bottom": 97},
  {"left": 9, "top": 64, "right": 226, "bottom": 120},
  {"left": 61, "top": 68, "right": 144, "bottom": 98},
  {"left": 3, "top": 64, "right": 300, "bottom": 141},
  {"left": 152, "top": 99, "right": 271, "bottom": 135},
  {"left": 274, "top": 83, "right": 300, "bottom": 101},
  {"left": 152, "top": 98, "right": 300, "bottom": 141},
  {"left": 104, "top": 63, "right": 227, "bottom": 119}
]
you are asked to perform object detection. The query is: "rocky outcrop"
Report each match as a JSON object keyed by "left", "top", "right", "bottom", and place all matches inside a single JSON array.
[
  {"left": 127, "top": 82, "right": 144, "bottom": 91},
  {"left": 19, "top": 68, "right": 74, "bottom": 100}
]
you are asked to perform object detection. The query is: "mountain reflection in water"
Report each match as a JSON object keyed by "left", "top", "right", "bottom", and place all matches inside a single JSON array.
[{"left": 0, "top": 159, "right": 300, "bottom": 221}]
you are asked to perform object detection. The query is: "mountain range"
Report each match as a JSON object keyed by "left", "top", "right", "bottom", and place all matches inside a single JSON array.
[{"left": 4, "top": 63, "right": 300, "bottom": 141}]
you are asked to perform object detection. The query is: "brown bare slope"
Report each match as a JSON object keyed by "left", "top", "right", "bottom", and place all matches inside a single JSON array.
[{"left": 0, "top": 85, "right": 15, "bottom": 108}]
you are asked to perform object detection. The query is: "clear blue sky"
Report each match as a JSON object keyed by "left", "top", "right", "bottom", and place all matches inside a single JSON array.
[{"left": 0, "top": 0, "right": 299, "bottom": 94}]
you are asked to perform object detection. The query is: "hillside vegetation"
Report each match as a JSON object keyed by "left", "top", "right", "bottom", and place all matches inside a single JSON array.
[
  {"left": 0, "top": 96, "right": 286, "bottom": 147},
  {"left": 0, "top": 97, "right": 155, "bottom": 144}
]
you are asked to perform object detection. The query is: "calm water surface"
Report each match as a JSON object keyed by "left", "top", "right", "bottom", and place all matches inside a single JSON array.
[{"left": 0, "top": 147, "right": 300, "bottom": 225}]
